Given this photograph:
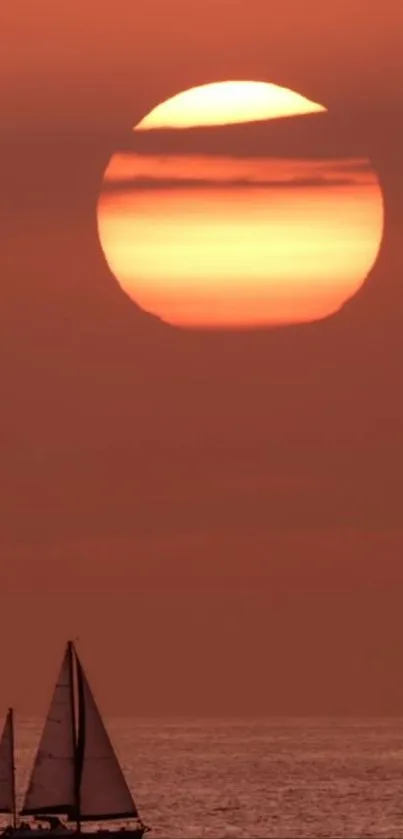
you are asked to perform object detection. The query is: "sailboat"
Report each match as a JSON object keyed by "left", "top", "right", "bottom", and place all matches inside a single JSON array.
[
  {"left": 9, "top": 642, "right": 149, "bottom": 837},
  {"left": 0, "top": 709, "right": 17, "bottom": 832}
]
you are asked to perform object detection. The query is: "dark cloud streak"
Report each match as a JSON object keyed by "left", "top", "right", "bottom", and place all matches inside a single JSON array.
[{"left": 102, "top": 175, "right": 363, "bottom": 193}]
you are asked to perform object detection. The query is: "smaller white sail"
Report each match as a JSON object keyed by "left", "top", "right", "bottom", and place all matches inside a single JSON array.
[
  {"left": 75, "top": 654, "right": 138, "bottom": 821},
  {"left": 22, "top": 646, "right": 76, "bottom": 816},
  {"left": 0, "top": 709, "right": 15, "bottom": 814}
]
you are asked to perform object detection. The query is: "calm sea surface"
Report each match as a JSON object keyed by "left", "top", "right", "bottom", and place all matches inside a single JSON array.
[{"left": 9, "top": 718, "right": 403, "bottom": 838}]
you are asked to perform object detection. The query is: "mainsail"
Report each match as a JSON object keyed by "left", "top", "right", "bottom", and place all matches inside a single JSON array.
[
  {"left": 75, "top": 654, "right": 138, "bottom": 821},
  {"left": 0, "top": 709, "right": 16, "bottom": 821},
  {"left": 21, "top": 646, "right": 76, "bottom": 816}
]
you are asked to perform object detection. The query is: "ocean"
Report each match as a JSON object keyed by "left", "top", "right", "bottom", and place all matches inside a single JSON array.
[{"left": 9, "top": 718, "right": 403, "bottom": 838}]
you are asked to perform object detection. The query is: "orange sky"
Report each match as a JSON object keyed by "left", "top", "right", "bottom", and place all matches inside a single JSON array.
[
  {"left": 2, "top": 0, "right": 402, "bottom": 132},
  {"left": 0, "top": 0, "right": 403, "bottom": 716}
]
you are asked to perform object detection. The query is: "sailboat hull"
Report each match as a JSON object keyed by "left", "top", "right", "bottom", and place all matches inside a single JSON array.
[{"left": 2, "top": 830, "right": 148, "bottom": 839}]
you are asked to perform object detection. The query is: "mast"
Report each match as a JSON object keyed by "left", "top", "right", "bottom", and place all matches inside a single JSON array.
[
  {"left": 67, "top": 641, "right": 81, "bottom": 832},
  {"left": 8, "top": 710, "right": 16, "bottom": 830}
]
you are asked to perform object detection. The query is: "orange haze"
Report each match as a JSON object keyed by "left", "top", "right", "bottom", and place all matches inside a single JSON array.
[{"left": 0, "top": 0, "right": 403, "bottom": 716}]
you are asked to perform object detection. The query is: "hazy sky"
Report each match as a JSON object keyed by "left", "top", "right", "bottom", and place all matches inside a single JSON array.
[{"left": 0, "top": 0, "right": 403, "bottom": 717}]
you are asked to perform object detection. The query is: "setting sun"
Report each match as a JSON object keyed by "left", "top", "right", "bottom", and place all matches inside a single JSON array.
[{"left": 97, "top": 81, "right": 383, "bottom": 329}]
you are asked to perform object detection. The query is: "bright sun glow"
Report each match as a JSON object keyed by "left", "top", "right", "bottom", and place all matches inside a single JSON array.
[
  {"left": 99, "top": 179, "right": 383, "bottom": 328},
  {"left": 135, "top": 81, "right": 326, "bottom": 131}
]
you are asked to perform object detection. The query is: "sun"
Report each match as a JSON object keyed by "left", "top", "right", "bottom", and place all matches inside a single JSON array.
[
  {"left": 97, "top": 80, "right": 383, "bottom": 330},
  {"left": 135, "top": 80, "right": 326, "bottom": 130}
]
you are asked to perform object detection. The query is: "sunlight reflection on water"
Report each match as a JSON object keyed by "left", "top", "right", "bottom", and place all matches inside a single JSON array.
[{"left": 10, "top": 718, "right": 403, "bottom": 838}]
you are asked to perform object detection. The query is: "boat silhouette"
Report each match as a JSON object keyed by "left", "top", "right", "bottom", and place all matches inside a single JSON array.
[{"left": 0, "top": 642, "right": 149, "bottom": 838}]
